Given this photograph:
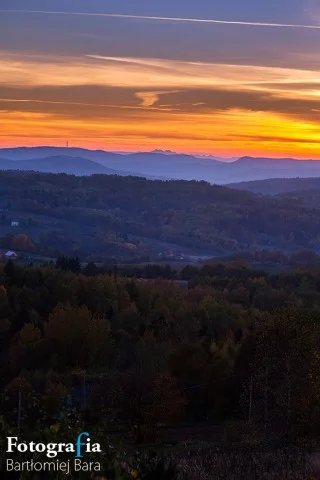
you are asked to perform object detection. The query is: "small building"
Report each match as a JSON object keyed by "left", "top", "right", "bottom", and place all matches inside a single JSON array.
[
  {"left": 4, "top": 250, "right": 18, "bottom": 259},
  {"left": 11, "top": 221, "right": 19, "bottom": 227}
]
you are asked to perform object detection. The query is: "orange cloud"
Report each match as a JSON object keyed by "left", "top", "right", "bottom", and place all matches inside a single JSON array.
[
  {"left": 2, "top": 52, "right": 320, "bottom": 92},
  {"left": 1, "top": 52, "right": 320, "bottom": 158}
]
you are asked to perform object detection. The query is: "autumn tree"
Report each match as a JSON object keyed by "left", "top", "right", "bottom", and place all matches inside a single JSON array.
[
  {"left": 9, "top": 322, "right": 42, "bottom": 370},
  {"left": 115, "top": 370, "right": 185, "bottom": 444},
  {"left": 146, "top": 373, "right": 186, "bottom": 438},
  {"left": 45, "top": 304, "right": 112, "bottom": 369},
  {"left": 41, "top": 381, "right": 70, "bottom": 420},
  {"left": 2, "top": 376, "right": 39, "bottom": 429},
  {"left": 244, "top": 308, "right": 320, "bottom": 439},
  {"left": 11, "top": 234, "right": 36, "bottom": 252}
]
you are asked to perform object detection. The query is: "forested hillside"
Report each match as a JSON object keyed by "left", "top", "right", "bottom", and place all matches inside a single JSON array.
[
  {"left": 227, "top": 177, "right": 320, "bottom": 196},
  {"left": 279, "top": 189, "right": 320, "bottom": 209},
  {"left": 2, "top": 171, "right": 320, "bottom": 261},
  {"left": 1, "top": 260, "right": 320, "bottom": 477}
]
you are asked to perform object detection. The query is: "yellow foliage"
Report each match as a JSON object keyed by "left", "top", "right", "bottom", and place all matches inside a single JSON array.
[
  {"left": 45, "top": 304, "right": 111, "bottom": 368},
  {"left": 49, "top": 423, "right": 60, "bottom": 434}
]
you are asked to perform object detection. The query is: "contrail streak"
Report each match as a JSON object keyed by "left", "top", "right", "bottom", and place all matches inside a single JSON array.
[{"left": 2, "top": 10, "right": 320, "bottom": 30}]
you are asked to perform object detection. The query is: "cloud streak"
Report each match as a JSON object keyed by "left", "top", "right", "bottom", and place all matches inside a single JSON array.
[
  {"left": 2, "top": 52, "right": 320, "bottom": 102},
  {"left": 135, "top": 90, "right": 180, "bottom": 107},
  {"left": 2, "top": 9, "right": 320, "bottom": 30}
]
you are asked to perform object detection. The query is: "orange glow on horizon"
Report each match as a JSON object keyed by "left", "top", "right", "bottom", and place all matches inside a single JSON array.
[{"left": 1, "top": 52, "right": 320, "bottom": 159}]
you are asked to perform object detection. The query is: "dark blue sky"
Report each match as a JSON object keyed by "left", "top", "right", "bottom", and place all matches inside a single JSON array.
[
  {"left": 0, "top": 0, "right": 309, "bottom": 21},
  {"left": 0, "top": 0, "right": 319, "bottom": 67}
]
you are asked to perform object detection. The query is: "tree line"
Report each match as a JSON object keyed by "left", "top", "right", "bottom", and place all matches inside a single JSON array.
[{"left": 1, "top": 259, "right": 320, "bottom": 442}]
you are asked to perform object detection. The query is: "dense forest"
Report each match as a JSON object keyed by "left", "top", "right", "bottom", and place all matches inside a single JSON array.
[
  {"left": 2, "top": 171, "right": 320, "bottom": 262},
  {"left": 2, "top": 259, "right": 320, "bottom": 477},
  {"left": 227, "top": 177, "right": 320, "bottom": 196}
]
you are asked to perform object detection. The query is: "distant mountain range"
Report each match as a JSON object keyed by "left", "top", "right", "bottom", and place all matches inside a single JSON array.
[
  {"left": 0, "top": 152, "right": 166, "bottom": 179},
  {"left": 0, "top": 155, "right": 129, "bottom": 176},
  {"left": 1, "top": 147, "right": 320, "bottom": 183}
]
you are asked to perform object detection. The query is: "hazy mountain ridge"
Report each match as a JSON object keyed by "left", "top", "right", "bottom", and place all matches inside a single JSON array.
[
  {"left": 1, "top": 147, "right": 320, "bottom": 183},
  {"left": 0, "top": 154, "right": 166, "bottom": 179},
  {"left": 227, "top": 177, "right": 320, "bottom": 196}
]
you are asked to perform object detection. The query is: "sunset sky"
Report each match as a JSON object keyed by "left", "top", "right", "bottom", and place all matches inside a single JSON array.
[{"left": 1, "top": 0, "right": 320, "bottom": 158}]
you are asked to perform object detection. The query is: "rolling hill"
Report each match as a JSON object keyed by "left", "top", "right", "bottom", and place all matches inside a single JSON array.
[
  {"left": 0, "top": 154, "right": 164, "bottom": 179},
  {"left": 2, "top": 147, "right": 320, "bottom": 183},
  {"left": 227, "top": 177, "right": 320, "bottom": 196},
  {"left": 2, "top": 170, "right": 320, "bottom": 260},
  {"left": 0, "top": 155, "right": 124, "bottom": 176}
]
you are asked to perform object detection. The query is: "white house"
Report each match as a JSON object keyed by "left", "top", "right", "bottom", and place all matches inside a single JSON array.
[
  {"left": 11, "top": 221, "right": 19, "bottom": 227},
  {"left": 5, "top": 251, "right": 18, "bottom": 259}
]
